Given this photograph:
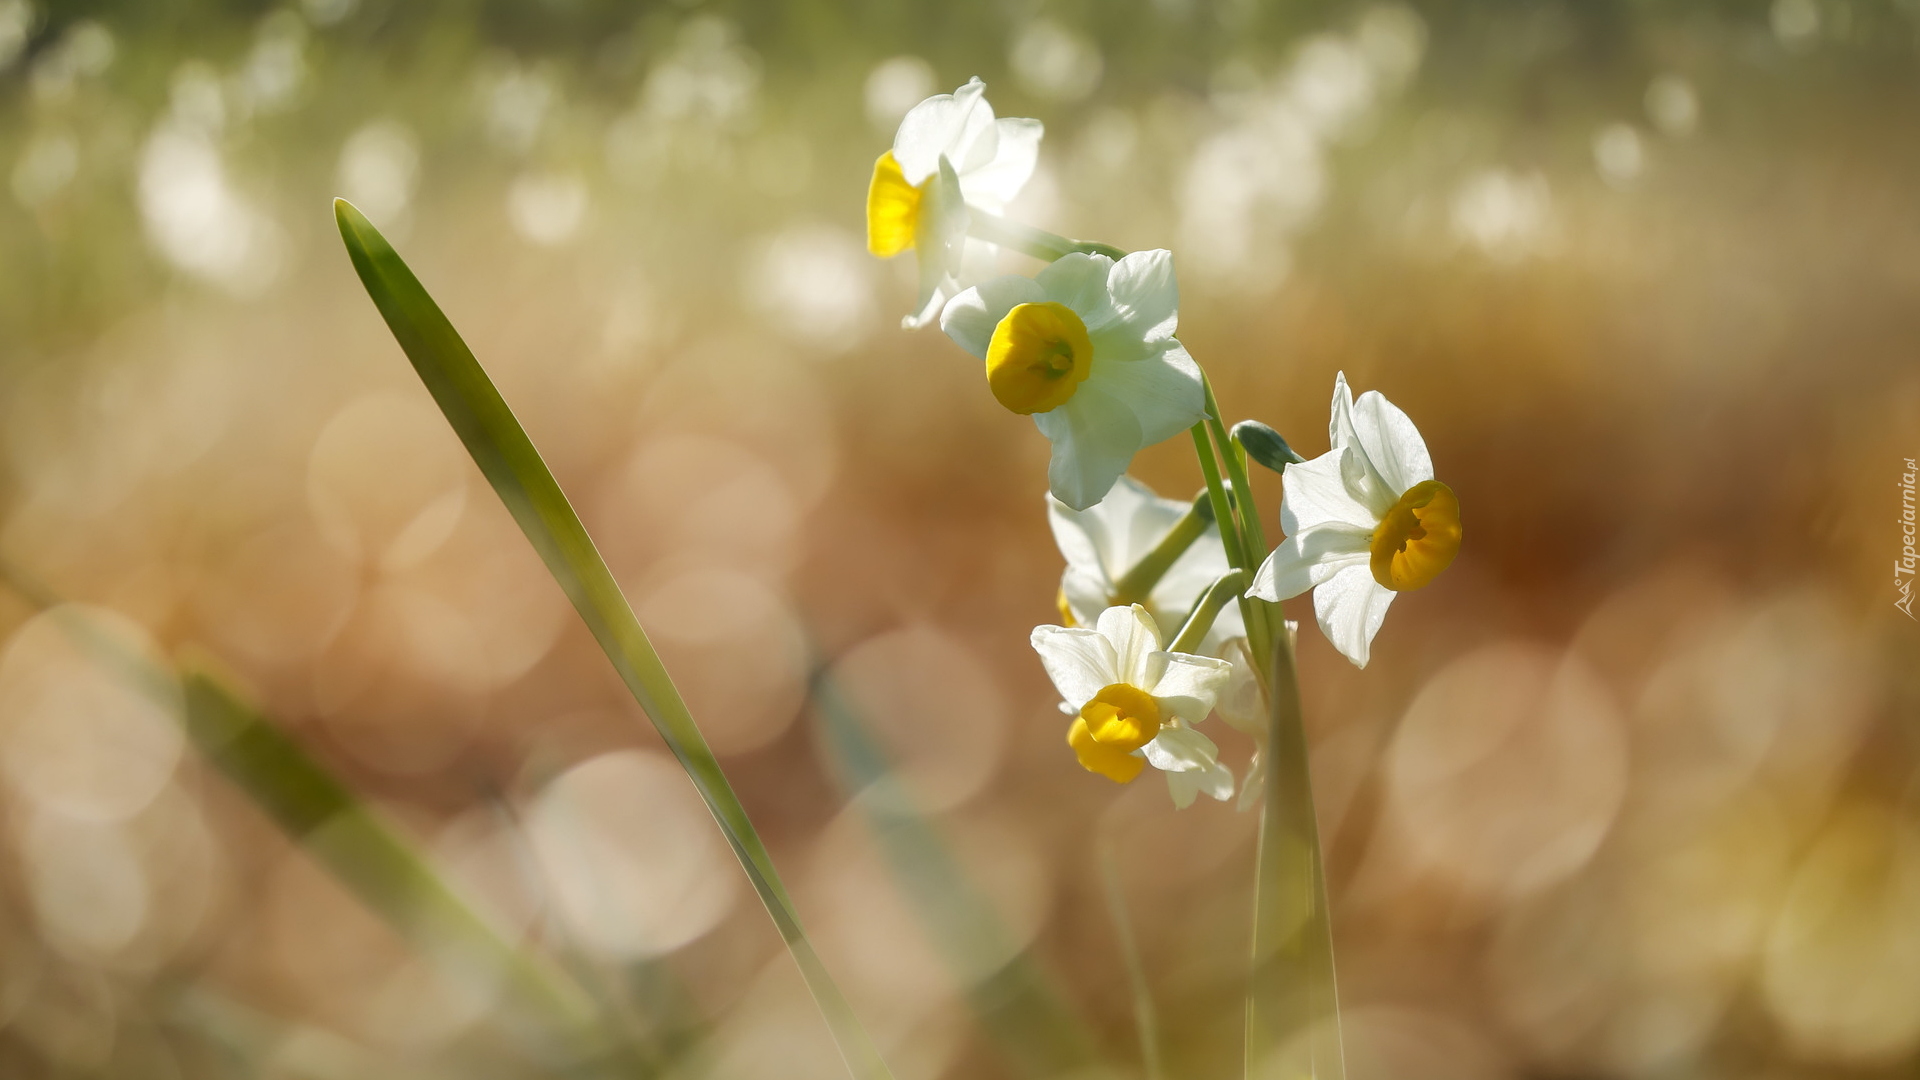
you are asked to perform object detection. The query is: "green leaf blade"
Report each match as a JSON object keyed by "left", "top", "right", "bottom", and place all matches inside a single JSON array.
[
  {"left": 1244, "top": 628, "right": 1345, "bottom": 1080},
  {"left": 332, "top": 199, "right": 894, "bottom": 1080}
]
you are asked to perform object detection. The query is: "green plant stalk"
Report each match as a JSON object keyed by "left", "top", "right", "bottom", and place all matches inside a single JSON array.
[
  {"left": 1205, "top": 378, "right": 1267, "bottom": 559},
  {"left": 0, "top": 566, "right": 615, "bottom": 1070},
  {"left": 966, "top": 208, "right": 1129, "bottom": 262},
  {"left": 1169, "top": 569, "right": 1251, "bottom": 654},
  {"left": 1189, "top": 381, "right": 1345, "bottom": 1078},
  {"left": 1110, "top": 493, "right": 1215, "bottom": 607},
  {"left": 1200, "top": 378, "right": 1280, "bottom": 672},
  {"left": 1244, "top": 627, "right": 1344, "bottom": 1080},
  {"left": 1097, "top": 835, "right": 1165, "bottom": 1080},
  {"left": 334, "top": 200, "right": 894, "bottom": 1080},
  {"left": 1189, "top": 419, "right": 1275, "bottom": 679},
  {"left": 809, "top": 663, "right": 1115, "bottom": 1080},
  {"left": 1189, "top": 423, "right": 1247, "bottom": 573}
]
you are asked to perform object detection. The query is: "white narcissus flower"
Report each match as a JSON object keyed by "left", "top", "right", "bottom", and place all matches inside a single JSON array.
[
  {"left": 1032, "top": 604, "right": 1235, "bottom": 808},
  {"left": 1049, "top": 475, "right": 1244, "bottom": 654},
  {"left": 1247, "top": 372, "right": 1462, "bottom": 668},
  {"left": 867, "top": 77, "right": 1043, "bottom": 329},
  {"left": 942, "top": 250, "right": 1207, "bottom": 511}
]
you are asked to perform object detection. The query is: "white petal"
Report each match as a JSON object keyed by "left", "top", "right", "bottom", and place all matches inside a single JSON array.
[
  {"left": 960, "top": 117, "right": 1042, "bottom": 208},
  {"left": 1351, "top": 389, "right": 1434, "bottom": 494},
  {"left": 1090, "top": 341, "right": 1206, "bottom": 446},
  {"left": 1103, "top": 249, "right": 1180, "bottom": 345},
  {"left": 1339, "top": 442, "right": 1395, "bottom": 518},
  {"left": 1312, "top": 562, "right": 1396, "bottom": 668},
  {"left": 1164, "top": 755, "right": 1235, "bottom": 809},
  {"left": 1095, "top": 603, "right": 1163, "bottom": 686},
  {"left": 1060, "top": 569, "right": 1109, "bottom": 627},
  {"left": 948, "top": 99, "right": 1001, "bottom": 176},
  {"left": 1212, "top": 639, "right": 1266, "bottom": 737},
  {"left": 1030, "top": 624, "right": 1118, "bottom": 707},
  {"left": 918, "top": 159, "right": 969, "bottom": 277},
  {"left": 1144, "top": 726, "right": 1239, "bottom": 807},
  {"left": 1144, "top": 651, "right": 1233, "bottom": 725},
  {"left": 1322, "top": 371, "right": 1398, "bottom": 513},
  {"left": 1047, "top": 500, "right": 1107, "bottom": 577},
  {"left": 1277, "top": 448, "right": 1376, "bottom": 535},
  {"left": 1149, "top": 520, "right": 1231, "bottom": 621},
  {"left": 1165, "top": 771, "right": 1202, "bottom": 809},
  {"left": 956, "top": 236, "right": 1002, "bottom": 284},
  {"left": 1328, "top": 370, "right": 1358, "bottom": 450},
  {"left": 940, "top": 273, "right": 1046, "bottom": 358},
  {"left": 901, "top": 161, "right": 971, "bottom": 329},
  {"left": 904, "top": 281, "right": 955, "bottom": 331},
  {"left": 1107, "top": 477, "right": 1186, "bottom": 572},
  {"left": 1235, "top": 750, "right": 1266, "bottom": 812},
  {"left": 1049, "top": 475, "right": 1164, "bottom": 580},
  {"left": 1036, "top": 381, "right": 1143, "bottom": 511},
  {"left": 1036, "top": 253, "right": 1119, "bottom": 333},
  {"left": 1246, "top": 523, "right": 1372, "bottom": 602},
  {"left": 1141, "top": 723, "right": 1220, "bottom": 771},
  {"left": 893, "top": 77, "right": 989, "bottom": 184},
  {"left": 1194, "top": 761, "right": 1236, "bottom": 802}
]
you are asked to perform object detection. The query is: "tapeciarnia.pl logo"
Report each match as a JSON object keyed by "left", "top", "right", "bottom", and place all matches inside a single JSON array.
[{"left": 1899, "top": 457, "right": 1917, "bottom": 620}]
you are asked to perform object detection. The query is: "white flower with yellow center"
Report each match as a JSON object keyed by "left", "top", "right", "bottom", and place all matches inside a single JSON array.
[
  {"left": 1247, "top": 372, "right": 1462, "bottom": 668},
  {"left": 1049, "top": 475, "right": 1244, "bottom": 653},
  {"left": 1032, "top": 604, "right": 1235, "bottom": 808},
  {"left": 866, "top": 77, "right": 1043, "bottom": 328},
  {"left": 943, "top": 250, "right": 1207, "bottom": 511}
]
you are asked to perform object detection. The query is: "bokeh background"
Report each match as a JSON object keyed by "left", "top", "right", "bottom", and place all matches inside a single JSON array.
[{"left": 1, "top": 0, "right": 1918, "bottom": 1076}]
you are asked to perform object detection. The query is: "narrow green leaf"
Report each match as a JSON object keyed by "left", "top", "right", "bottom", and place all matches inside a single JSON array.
[
  {"left": 1244, "top": 631, "right": 1345, "bottom": 1080},
  {"left": 1097, "top": 835, "right": 1164, "bottom": 1080},
  {"left": 333, "top": 199, "right": 894, "bottom": 1080},
  {"left": 809, "top": 662, "right": 1117, "bottom": 1080},
  {"left": 0, "top": 565, "right": 618, "bottom": 1072},
  {"left": 182, "top": 663, "right": 618, "bottom": 1067}
]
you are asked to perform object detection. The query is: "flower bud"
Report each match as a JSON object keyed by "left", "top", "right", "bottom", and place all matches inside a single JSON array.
[{"left": 1231, "top": 420, "right": 1305, "bottom": 474}]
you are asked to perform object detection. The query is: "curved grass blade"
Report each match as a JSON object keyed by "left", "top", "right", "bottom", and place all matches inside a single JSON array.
[
  {"left": 333, "top": 199, "right": 894, "bottom": 1080},
  {"left": 182, "top": 662, "right": 623, "bottom": 1069},
  {"left": 808, "top": 660, "right": 1116, "bottom": 1080},
  {"left": 1244, "top": 629, "right": 1345, "bottom": 1080},
  {"left": 0, "top": 563, "right": 617, "bottom": 1072}
]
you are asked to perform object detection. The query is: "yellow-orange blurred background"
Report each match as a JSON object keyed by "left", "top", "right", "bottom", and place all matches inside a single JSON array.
[{"left": 1, "top": 0, "right": 1918, "bottom": 1076}]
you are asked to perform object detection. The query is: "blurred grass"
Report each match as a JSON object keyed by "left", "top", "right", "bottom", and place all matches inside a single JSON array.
[
  {"left": 809, "top": 654, "right": 1116, "bottom": 1079},
  {"left": 0, "top": 561, "right": 620, "bottom": 1073}
]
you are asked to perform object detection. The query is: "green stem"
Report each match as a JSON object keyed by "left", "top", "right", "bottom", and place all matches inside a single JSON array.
[
  {"left": 1205, "top": 377, "right": 1267, "bottom": 559},
  {"left": 1190, "top": 422, "right": 1246, "bottom": 572},
  {"left": 1098, "top": 835, "right": 1165, "bottom": 1080},
  {"left": 1244, "top": 627, "right": 1344, "bottom": 1080},
  {"left": 1202, "top": 377, "right": 1282, "bottom": 672},
  {"left": 1169, "top": 569, "right": 1251, "bottom": 655},
  {"left": 966, "top": 208, "right": 1128, "bottom": 263},
  {"left": 1190, "top": 413, "right": 1275, "bottom": 671},
  {"left": 1111, "top": 493, "right": 1214, "bottom": 607}
]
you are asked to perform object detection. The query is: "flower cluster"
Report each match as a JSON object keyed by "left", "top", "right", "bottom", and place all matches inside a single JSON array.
[{"left": 867, "top": 80, "right": 1464, "bottom": 806}]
